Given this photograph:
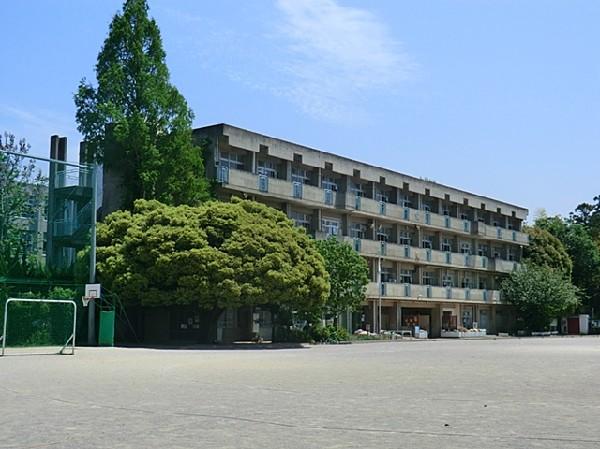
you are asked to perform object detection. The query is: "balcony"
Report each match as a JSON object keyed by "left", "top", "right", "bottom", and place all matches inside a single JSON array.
[
  {"left": 224, "top": 168, "right": 338, "bottom": 207},
  {"left": 344, "top": 194, "right": 473, "bottom": 236},
  {"left": 366, "top": 282, "right": 502, "bottom": 303},
  {"left": 472, "top": 222, "right": 529, "bottom": 245},
  {"left": 493, "top": 258, "right": 519, "bottom": 273},
  {"left": 341, "top": 237, "right": 496, "bottom": 272}
]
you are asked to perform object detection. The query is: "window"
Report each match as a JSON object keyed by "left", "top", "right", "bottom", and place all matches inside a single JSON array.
[
  {"left": 400, "top": 269, "right": 412, "bottom": 284},
  {"left": 400, "top": 195, "right": 411, "bottom": 208},
  {"left": 219, "top": 151, "right": 244, "bottom": 170},
  {"left": 507, "top": 248, "right": 515, "bottom": 261},
  {"left": 442, "top": 238, "right": 452, "bottom": 252},
  {"left": 422, "top": 203, "right": 431, "bottom": 212},
  {"left": 399, "top": 231, "right": 411, "bottom": 246},
  {"left": 460, "top": 213, "right": 469, "bottom": 220},
  {"left": 442, "top": 275, "right": 454, "bottom": 287},
  {"left": 292, "top": 167, "right": 311, "bottom": 184},
  {"left": 377, "top": 226, "right": 392, "bottom": 242},
  {"left": 322, "top": 177, "right": 338, "bottom": 191},
  {"left": 422, "top": 236, "right": 433, "bottom": 249},
  {"left": 493, "top": 247, "right": 502, "bottom": 258},
  {"left": 422, "top": 271, "right": 434, "bottom": 285},
  {"left": 376, "top": 190, "right": 389, "bottom": 203},
  {"left": 462, "top": 277, "right": 472, "bottom": 288},
  {"left": 477, "top": 244, "right": 488, "bottom": 257},
  {"left": 381, "top": 267, "right": 396, "bottom": 283},
  {"left": 460, "top": 242, "right": 471, "bottom": 254},
  {"left": 350, "top": 182, "right": 364, "bottom": 197},
  {"left": 350, "top": 223, "right": 367, "bottom": 239},
  {"left": 290, "top": 211, "right": 311, "bottom": 231},
  {"left": 258, "top": 160, "right": 278, "bottom": 178},
  {"left": 321, "top": 218, "right": 339, "bottom": 237}
]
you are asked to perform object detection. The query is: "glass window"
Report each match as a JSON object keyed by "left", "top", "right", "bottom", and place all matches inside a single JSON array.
[
  {"left": 376, "top": 190, "right": 389, "bottom": 203},
  {"left": 422, "top": 271, "right": 434, "bottom": 285},
  {"left": 442, "top": 238, "right": 452, "bottom": 252},
  {"left": 460, "top": 242, "right": 471, "bottom": 254},
  {"left": 442, "top": 275, "right": 454, "bottom": 287},
  {"left": 400, "top": 269, "right": 412, "bottom": 284},
  {"left": 219, "top": 151, "right": 245, "bottom": 170},
  {"left": 258, "top": 160, "right": 278, "bottom": 178},
  {"left": 290, "top": 211, "right": 311, "bottom": 231},
  {"left": 292, "top": 167, "right": 311, "bottom": 184},
  {"left": 350, "top": 182, "right": 364, "bottom": 197},
  {"left": 377, "top": 226, "right": 392, "bottom": 242},
  {"left": 399, "top": 231, "right": 411, "bottom": 246},
  {"left": 322, "top": 218, "right": 340, "bottom": 236},
  {"left": 322, "top": 177, "right": 338, "bottom": 191},
  {"left": 422, "top": 236, "right": 433, "bottom": 249},
  {"left": 350, "top": 223, "right": 367, "bottom": 239}
]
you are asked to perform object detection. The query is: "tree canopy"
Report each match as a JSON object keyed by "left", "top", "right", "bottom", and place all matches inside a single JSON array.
[
  {"left": 536, "top": 216, "right": 600, "bottom": 312},
  {"left": 501, "top": 264, "right": 579, "bottom": 331},
  {"left": 96, "top": 199, "right": 329, "bottom": 312},
  {"left": 315, "top": 237, "right": 369, "bottom": 320},
  {"left": 523, "top": 225, "right": 572, "bottom": 278},
  {"left": 0, "top": 133, "right": 46, "bottom": 276},
  {"left": 75, "top": 0, "right": 209, "bottom": 208}
]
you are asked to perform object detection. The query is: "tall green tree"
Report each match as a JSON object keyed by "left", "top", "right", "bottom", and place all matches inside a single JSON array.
[
  {"left": 0, "top": 133, "right": 46, "bottom": 276},
  {"left": 536, "top": 216, "right": 600, "bottom": 312},
  {"left": 97, "top": 199, "right": 329, "bottom": 314},
  {"left": 74, "top": 0, "right": 209, "bottom": 208},
  {"left": 523, "top": 225, "right": 572, "bottom": 278},
  {"left": 501, "top": 264, "right": 580, "bottom": 331},
  {"left": 570, "top": 195, "right": 600, "bottom": 241},
  {"left": 315, "top": 237, "right": 369, "bottom": 322}
]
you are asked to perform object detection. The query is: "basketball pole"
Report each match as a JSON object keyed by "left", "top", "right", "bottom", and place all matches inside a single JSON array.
[{"left": 87, "top": 163, "right": 98, "bottom": 345}]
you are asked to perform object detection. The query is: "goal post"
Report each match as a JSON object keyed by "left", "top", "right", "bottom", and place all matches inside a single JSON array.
[{"left": 1, "top": 298, "right": 77, "bottom": 356}]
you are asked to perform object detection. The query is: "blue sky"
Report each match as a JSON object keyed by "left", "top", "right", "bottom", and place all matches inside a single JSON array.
[{"left": 1, "top": 0, "right": 598, "bottom": 218}]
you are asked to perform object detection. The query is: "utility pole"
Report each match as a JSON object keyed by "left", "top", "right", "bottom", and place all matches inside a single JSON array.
[
  {"left": 88, "top": 163, "right": 98, "bottom": 345},
  {"left": 378, "top": 257, "right": 382, "bottom": 333}
]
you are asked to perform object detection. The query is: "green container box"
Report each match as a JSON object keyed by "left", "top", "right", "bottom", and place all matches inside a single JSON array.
[{"left": 98, "top": 310, "right": 115, "bottom": 346}]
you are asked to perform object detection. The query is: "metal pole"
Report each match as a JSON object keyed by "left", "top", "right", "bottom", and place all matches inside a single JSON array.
[
  {"left": 1, "top": 299, "right": 8, "bottom": 356},
  {"left": 378, "top": 257, "right": 382, "bottom": 333},
  {"left": 87, "top": 163, "right": 98, "bottom": 345}
]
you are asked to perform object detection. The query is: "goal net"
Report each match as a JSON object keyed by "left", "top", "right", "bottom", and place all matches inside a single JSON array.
[{"left": 1, "top": 298, "right": 77, "bottom": 356}]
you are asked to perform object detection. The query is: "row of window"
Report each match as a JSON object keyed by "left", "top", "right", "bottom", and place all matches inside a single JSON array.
[
  {"left": 220, "top": 153, "right": 519, "bottom": 229},
  {"left": 378, "top": 268, "right": 490, "bottom": 289}
]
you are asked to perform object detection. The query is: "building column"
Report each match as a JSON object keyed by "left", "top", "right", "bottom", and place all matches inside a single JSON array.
[
  {"left": 250, "top": 152, "right": 256, "bottom": 174},
  {"left": 286, "top": 160, "right": 292, "bottom": 181}
]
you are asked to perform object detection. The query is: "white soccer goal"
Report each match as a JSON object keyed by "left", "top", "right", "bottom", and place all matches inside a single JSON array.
[{"left": 1, "top": 298, "right": 77, "bottom": 356}]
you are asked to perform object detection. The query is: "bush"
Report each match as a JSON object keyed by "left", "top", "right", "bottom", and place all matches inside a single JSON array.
[{"left": 310, "top": 324, "right": 350, "bottom": 343}]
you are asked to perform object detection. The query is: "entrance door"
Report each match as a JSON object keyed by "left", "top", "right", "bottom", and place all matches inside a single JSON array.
[
  {"left": 462, "top": 306, "right": 473, "bottom": 328},
  {"left": 479, "top": 309, "right": 489, "bottom": 330},
  {"left": 418, "top": 314, "right": 430, "bottom": 332}
]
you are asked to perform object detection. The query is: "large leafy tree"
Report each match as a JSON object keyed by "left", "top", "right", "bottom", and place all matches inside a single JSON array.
[
  {"left": 0, "top": 133, "right": 46, "bottom": 276},
  {"left": 315, "top": 237, "right": 368, "bottom": 322},
  {"left": 501, "top": 264, "right": 580, "bottom": 331},
  {"left": 97, "top": 199, "right": 329, "bottom": 313},
  {"left": 75, "top": 0, "right": 209, "bottom": 208},
  {"left": 523, "top": 225, "right": 572, "bottom": 278},
  {"left": 536, "top": 216, "right": 600, "bottom": 312},
  {"left": 570, "top": 195, "right": 600, "bottom": 241}
]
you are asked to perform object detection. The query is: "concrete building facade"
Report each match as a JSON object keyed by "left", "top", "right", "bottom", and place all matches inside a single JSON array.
[{"left": 194, "top": 124, "right": 529, "bottom": 338}]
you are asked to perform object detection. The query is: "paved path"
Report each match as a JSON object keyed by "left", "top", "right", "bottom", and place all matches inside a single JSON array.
[{"left": 2, "top": 337, "right": 600, "bottom": 448}]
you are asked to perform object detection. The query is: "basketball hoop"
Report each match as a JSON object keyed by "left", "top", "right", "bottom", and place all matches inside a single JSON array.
[{"left": 83, "top": 283, "right": 101, "bottom": 307}]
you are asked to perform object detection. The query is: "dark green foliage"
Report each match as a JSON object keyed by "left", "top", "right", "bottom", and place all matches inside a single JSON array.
[
  {"left": 75, "top": 0, "right": 209, "bottom": 207},
  {"left": 536, "top": 216, "right": 600, "bottom": 312},
  {"left": 1, "top": 288, "right": 77, "bottom": 347},
  {"left": 309, "top": 324, "right": 350, "bottom": 343},
  {"left": 0, "top": 133, "right": 47, "bottom": 277},
  {"left": 97, "top": 199, "right": 330, "bottom": 312},
  {"left": 524, "top": 225, "right": 572, "bottom": 278},
  {"left": 570, "top": 195, "right": 600, "bottom": 241},
  {"left": 315, "top": 237, "right": 369, "bottom": 319},
  {"left": 501, "top": 264, "right": 580, "bottom": 331}
]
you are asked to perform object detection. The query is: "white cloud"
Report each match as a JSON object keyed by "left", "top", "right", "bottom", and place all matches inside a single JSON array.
[{"left": 273, "top": 0, "right": 414, "bottom": 122}]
